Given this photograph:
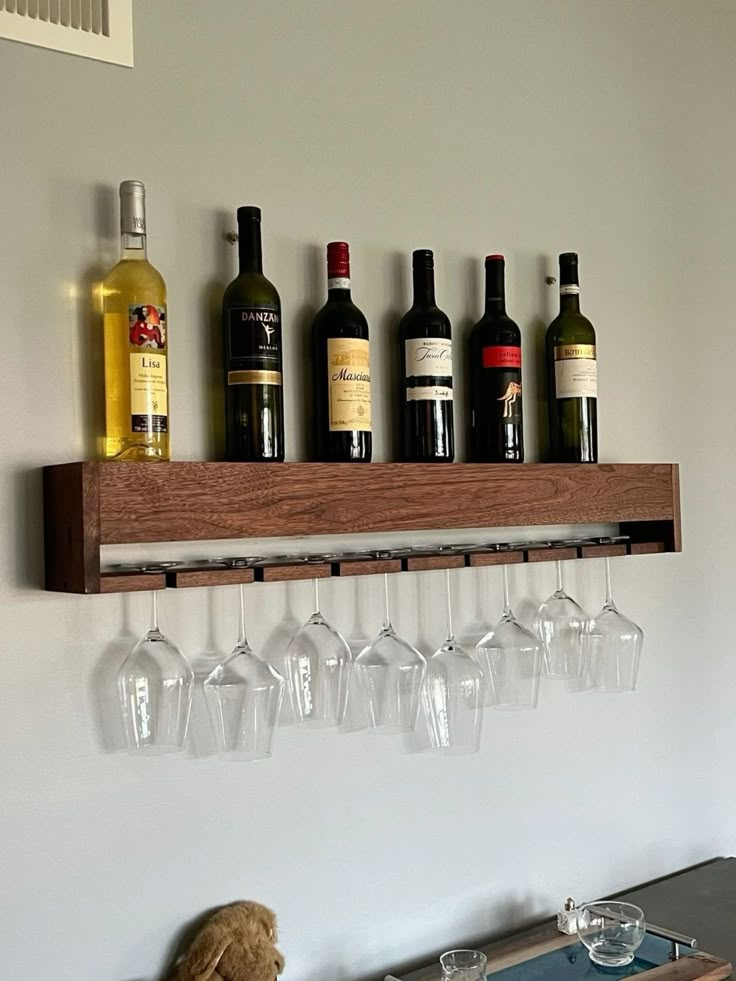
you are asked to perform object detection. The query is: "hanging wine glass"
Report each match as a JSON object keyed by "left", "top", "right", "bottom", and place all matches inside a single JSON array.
[
  {"left": 118, "top": 591, "right": 194, "bottom": 755},
  {"left": 533, "top": 560, "right": 589, "bottom": 681},
  {"left": 354, "top": 574, "right": 426, "bottom": 734},
  {"left": 203, "top": 584, "right": 285, "bottom": 761},
  {"left": 476, "top": 565, "right": 542, "bottom": 711},
  {"left": 424, "top": 569, "right": 484, "bottom": 754},
  {"left": 284, "top": 577, "right": 351, "bottom": 727},
  {"left": 584, "top": 558, "right": 644, "bottom": 693}
]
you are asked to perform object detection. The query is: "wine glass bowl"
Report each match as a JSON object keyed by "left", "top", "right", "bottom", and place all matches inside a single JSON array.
[
  {"left": 354, "top": 627, "right": 426, "bottom": 734},
  {"left": 477, "top": 616, "right": 542, "bottom": 711},
  {"left": 577, "top": 901, "right": 646, "bottom": 967},
  {"left": 439, "top": 949, "right": 487, "bottom": 981},
  {"left": 533, "top": 562, "right": 589, "bottom": 681},
  {"left": 284, "top": 609, "right": 351, "bottom": 727},
  {"left": 585, "top": 608, "right": 643, "bottom": 693}
]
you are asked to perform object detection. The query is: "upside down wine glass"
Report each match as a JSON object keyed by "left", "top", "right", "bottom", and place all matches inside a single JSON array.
[
  {"left": 118, "top": 591, "right": 194, "bottom": 755},
  {"left": 533, "top": 560, "right": 589, "bottom": 682},
  {"left": 284, "top": 577, "right": 352, "bottom": 727},
  {"left": 476, "top": 565, "right": 542, "bottom": 710},
  {"left": 203, "top": 584, "right": 285, "bottom": 761},
  {"left": 354, "top": 574, "right": 426, "bottom": 734},
  {"left": 424, "top": 569, "right": 484, "bottom": 754},
  {"left": 584, "top": 558, "right": 644, "bottom": 693}
]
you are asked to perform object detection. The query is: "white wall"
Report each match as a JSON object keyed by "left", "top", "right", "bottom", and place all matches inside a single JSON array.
[{"left": 2, "top": 2, "right": 736, "bottom": 979}]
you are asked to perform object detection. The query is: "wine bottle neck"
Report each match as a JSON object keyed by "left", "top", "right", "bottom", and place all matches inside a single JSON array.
[
  {"left": 119, "top": 182, "right": 148, "bottom": 261},
  {"left": 121, "top": 231, "right": 147, "bottom": 260},
  {"left": 484, "top": 263, "right": 506, "bottom": 314},
  {"left": 238, "top": 221, "right": 263, "bottom": 274},
  {"left": 412, "top": 265, "right": 435, "bottom": 305},
  {"left": 560, "top": 287, "right": 581, "bottom": 313}
]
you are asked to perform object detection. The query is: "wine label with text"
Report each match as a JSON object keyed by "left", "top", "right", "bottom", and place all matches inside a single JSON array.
[
  {"left": 227, "top": 306, "right": 282, "bottom": 385},
  {"left": 554, "top": 344, "right": 597, "bottom": 399},
  {"left": 129, "top": 303, "right": 166, "bottom": 350},
  {"left": 405, "top": 337, "right": 452, "bottom": 401},
  {"left": 130, "top": 352, "right": 168, "bottom": 433},
  {"left": 482, "top": 345, "right": 521, "bottom": 369},
  {"left": 327, "top": 337, "right": 371, "bottom": 431}
]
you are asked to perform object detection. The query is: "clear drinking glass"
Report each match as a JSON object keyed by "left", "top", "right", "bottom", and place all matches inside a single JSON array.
[
  {"left": 284, "top": 578, "right": 351, "bottom": 727},
  {"left": 476, "top": 566, "right": 542, "bottom": 711},
  {"left": 424, "top": 570, "right": 484, "bottom": 755},
  {"left": 354, "top": 574, "right": 426, "bottom": 734},
  {"left": 533, "top": 561, "right": 589, "bottom": 681},
  {"left": 118, "top": 591, "right": 194, "bottom": 755},
  {"left": 577, "top": 901, "right": 645, "bottom": 967},
  {"left": 584, "top": 558, "right": 644, "bottom": 693},
  {"left": 203, "top": 584, "right": 285, "bottom": 761},
  {"left": 440, "top": 949, "right": 487, "bottom": 981}
]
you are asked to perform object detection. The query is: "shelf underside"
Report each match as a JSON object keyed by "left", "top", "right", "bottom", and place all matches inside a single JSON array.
[{"left": 43, "top": 461, "right": 681, "bottom": 594}]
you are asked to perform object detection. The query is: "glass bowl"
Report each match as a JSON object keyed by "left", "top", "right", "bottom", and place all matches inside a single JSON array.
[{"left": 577, "top": 901, "right": 646, "bottom": 967}]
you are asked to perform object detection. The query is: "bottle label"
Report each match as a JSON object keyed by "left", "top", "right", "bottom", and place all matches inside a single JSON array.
[
  {"left": 327, "top": 337, "right": 371, "bottom": 431},
  {"left": 554, "top": 344, "right": 597, "bottom": 399},
  {"left": 227, "top": 306, "right": 282, "bottom": 386},
  {"left": 328, "top": 277, "right": 351, "bottom": 291},
  {"left": 128, "top": 304, "right": 168, "bottom": 433},
  {"left": 404, "top": 338, "right": 452, "bottom": 401},
  {"left": 482, "top": 345, "right": 521, "bottom": 369}
]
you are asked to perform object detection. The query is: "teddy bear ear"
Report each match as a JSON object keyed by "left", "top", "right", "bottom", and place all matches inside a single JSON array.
[{"left": 180, "top": 929, "right": 231, "bottom": 981}]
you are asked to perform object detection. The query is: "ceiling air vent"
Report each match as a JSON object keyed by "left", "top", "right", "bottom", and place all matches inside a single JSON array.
[{"left": 0, "top": 0, "right": 133, "bottom": 66}]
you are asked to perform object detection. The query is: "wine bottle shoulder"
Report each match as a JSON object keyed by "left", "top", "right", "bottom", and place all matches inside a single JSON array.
[
  {"left": 223, "top": 272, "right": 280, "bottom": 308},
  {"left": 399, "top": 305, "right": 451, "bottom": 340},
  {"left": 546, "top": 310, "right": 596, "bottom": 344},
  {"left": 103, "top": 258, "right": 166, "bottom": 294},
  {"left": 470, "top": 312, "right": 520, "bottom": 345},
  {"left": 312, "top": 298, "right": 369, "bottom": 337}
]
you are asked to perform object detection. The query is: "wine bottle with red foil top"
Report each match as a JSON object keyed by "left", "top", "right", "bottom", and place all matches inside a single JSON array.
[
  {"left": 312, "top": 242, "right": 372, "bottom": 462},
  {"left": 469, "top": 255, "right": 524, "bottom": 462}
]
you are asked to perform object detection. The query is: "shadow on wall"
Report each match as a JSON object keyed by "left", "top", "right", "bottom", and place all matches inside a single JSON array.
[{"left": 201, "top": 210, "right": 234, "bottom": 461}]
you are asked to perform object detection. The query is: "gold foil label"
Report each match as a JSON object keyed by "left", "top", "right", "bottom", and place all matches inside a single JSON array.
[
  {"left": 130, "top": 352, "right": 168, "bottom": 417},
  {"left": 554, "top": 344, "right": 596, "bottom": 361},
  {"left": 327, "top": 337, "right": 372, "bottom": 432},
  {"left": 228, "top": 369, "right": 283, "bottom": 385}
]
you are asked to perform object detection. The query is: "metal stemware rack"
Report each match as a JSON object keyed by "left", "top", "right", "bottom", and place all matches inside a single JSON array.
[{"left": 42, "top": 461, "right": 682, "bottom": 594}]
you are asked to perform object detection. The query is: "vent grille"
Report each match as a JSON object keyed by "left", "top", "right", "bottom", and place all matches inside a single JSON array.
[{"left": 0, "top": 0, "right": 133, "bottom": 65}]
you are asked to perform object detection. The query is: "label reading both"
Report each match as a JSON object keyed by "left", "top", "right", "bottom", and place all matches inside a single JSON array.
[
  {"left": 327, "top": 336, "right": 371, "bottom": 431},
  {"left": 554, "top": 344, "right": 597, "bottom": 399},
  {"left": 130, "top": 352, "right": 168, "bottom": 433},
  {"left": 405, "top": 338, "right": 452, "bottom": 401}
]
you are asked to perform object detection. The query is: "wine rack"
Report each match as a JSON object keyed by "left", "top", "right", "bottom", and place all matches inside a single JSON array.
[{"left": 42, "top": 461, "right": 681, "bottom": 594}]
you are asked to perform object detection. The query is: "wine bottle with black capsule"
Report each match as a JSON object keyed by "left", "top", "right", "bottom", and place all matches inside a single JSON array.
[
  {"left": 399, "top": 249, "right": 454, "bottom": 462},
  {"left": 545, "top": 252, "right": 598, "bottom": 463},
  {"left": 312, "top": 241, "right": 372, "bottom": 462},
  {"left": 222, "top": 207, "right": 284, "bottom": 462},
  {"left": 469, "top": 255, "right": 523, "bottom": 462}
]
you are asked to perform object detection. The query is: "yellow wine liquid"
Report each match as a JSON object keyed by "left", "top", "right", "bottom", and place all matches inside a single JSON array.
[{"left": 102, "top": 257, "right": 170, "bottom": 461}]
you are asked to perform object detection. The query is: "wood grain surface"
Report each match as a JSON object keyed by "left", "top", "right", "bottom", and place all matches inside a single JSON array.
[{"left": 44, "top": 462, "right": 100, "bottom": 593}]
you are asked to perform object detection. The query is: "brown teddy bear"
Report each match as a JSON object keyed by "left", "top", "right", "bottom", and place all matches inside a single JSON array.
[{"left": 169, "top": 901, "right": 285, "bottom": 981}]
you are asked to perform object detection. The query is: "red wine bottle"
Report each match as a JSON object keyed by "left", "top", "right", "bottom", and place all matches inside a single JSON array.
[
  {"left": 469, "top": 255, "right": 524, "bottom": 462},
  {"left": 312, "top": 242, "right": 372, "bottom": 462},
  {"left": 398, "top": 250, "right": 454, "bottom": 462}
]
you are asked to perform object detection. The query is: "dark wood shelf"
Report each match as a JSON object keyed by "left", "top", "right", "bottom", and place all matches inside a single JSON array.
[{"left": 43, "top": 461, "right": 681, "bottom": 594}]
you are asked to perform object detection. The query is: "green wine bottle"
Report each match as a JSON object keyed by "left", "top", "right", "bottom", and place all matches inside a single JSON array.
[{"left": 545, "top": 252, "right": 598, "bottom": 463}]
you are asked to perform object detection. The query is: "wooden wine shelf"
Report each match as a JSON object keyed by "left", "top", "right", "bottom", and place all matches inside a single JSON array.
[{"left": 43, "top": 461, "right": 681, "bottom": 594}]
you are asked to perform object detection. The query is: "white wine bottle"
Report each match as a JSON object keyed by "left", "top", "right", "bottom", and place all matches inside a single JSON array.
[{"left": 102, "top": 181, "right": 170, "bottom": 461}]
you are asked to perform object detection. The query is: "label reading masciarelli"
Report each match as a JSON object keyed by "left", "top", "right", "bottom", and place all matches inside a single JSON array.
[{"left": 227, "top": 306, "right": 283, "bottom": 386}]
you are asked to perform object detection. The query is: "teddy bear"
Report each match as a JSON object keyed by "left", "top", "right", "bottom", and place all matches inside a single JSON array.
[{"left": 168, "top": 901, "right": 285, "bottom": 981}]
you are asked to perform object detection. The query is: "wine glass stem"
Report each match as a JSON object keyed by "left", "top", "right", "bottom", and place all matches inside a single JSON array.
[
  {"left": 556, "top": 559, "right": 563, "bottom": 592},
  {"left": 313, "top": 577, "right": 320, "bottom": 615},
  {"left": 382, "top": 573, "right": 391, "bottom": 631},
  {"left": 502, "top": 565, "right": 511, "bottom": 618},
  {"left": 444, "top": 568, "right": 455, "bottom": 643},
  {"left": 238, "top": 583, "right": 247, "bottom": 645},
  {"left": 150, "top": 590, "right": 159, "bottom": 632},
  {"left": 604, "top": 557, "right": 614, "bottom": 607}
]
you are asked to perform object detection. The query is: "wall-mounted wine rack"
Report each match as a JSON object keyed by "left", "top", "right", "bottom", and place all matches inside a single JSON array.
[{"left": 42, "top": 461, "right": 681, "bottom": 594}]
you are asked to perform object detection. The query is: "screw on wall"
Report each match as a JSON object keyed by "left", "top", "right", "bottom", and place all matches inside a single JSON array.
[
  {"left": 546, "top": 276, "right": 557, "bottom": 285},
  {"left": 225, "top": 232, "right": 238, "bottom": 244}
]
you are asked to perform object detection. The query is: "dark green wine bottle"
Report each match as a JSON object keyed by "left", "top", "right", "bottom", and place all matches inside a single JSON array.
[
  {"left": 222, "top": 207, "right": 284, "bottom": 461},
  {"left": 545, "top": 252, "right": 598, "bottom": 463}
]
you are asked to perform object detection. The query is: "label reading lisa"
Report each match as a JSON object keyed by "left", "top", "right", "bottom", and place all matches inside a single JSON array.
[
  {"left": 483, "top": 345, "right": 521, "bottom": 369},
  {"left": 554, "top": 344, "right": 597, "bottom": 399},
  {"left": 327, "top": 337, "right": 371, "bottom": 431},
  {"left": 130, "top": 352, "right": 168, "bottom": 433},
  {"left": 404, "top": 338, "right": 452, "bottom": 402}
]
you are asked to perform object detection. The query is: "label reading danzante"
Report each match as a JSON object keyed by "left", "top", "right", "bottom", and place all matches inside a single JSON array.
[
  {"left": 327, "top": 337, "right": 371, "bottom": 431},
  {"left": 128, "top": 303, "right": 168, "bottom": 433},
  {"left": 405, "top": 338, "right": 452, "bottom": 401},
  {"left": 554, "top": 343, "right": 597, "bottom": 399},
  {"left": 227, "top": 306, "right": 283, "bottom": 386}
]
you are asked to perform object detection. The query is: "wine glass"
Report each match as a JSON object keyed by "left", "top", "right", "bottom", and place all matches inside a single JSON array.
[
  {"left": 476, "top": 565, "right": 542, "bottom": 710},
  {"left": 203, "top": 584, "right": 285, "bottom": 761},
  {"left": 354, "top": 574, "right": 426, "bottom": 734},
  {"left": 118, "top": 591, "right": 194, "bottom": 755},
  {"left": 533, "top": 561, "right": 589, "bottom": 681},
  {"left": 584, "top": 558, "right": 644, "bottom": 693},
  {"left": 284, "top": 577, "right": 351, "bottom": 727},
  {"left": 424, "top": 569, "right": 484, "bottom": 754},
  {"left": 440, "top": 950, "right": 488, "bottom": 981}
]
